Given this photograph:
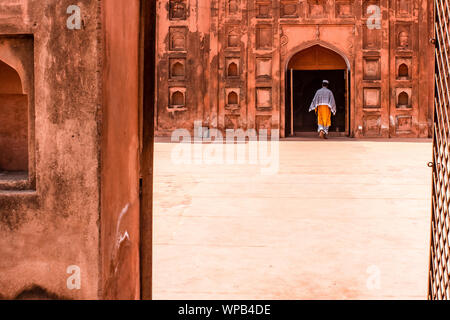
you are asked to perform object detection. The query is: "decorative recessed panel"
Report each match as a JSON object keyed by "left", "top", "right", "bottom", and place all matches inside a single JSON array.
[
  {"left": 335, "top": 0, "right": 353, "bottom": 18},
  {"left": 256, "top": 2, "right": 272, "bottom": 18},
  {"left": 256, "top": 58, "right": 272, "bottom": 79},
  {"left": 0, "top": 1, "right": 23, "bottom": 19},
  {"left": 169, "top": 27, "right": 187, "bottom": 51},
  {"left": 362, "top": 0, "right": 380, "bottom": 18},
  {"left": 363, "top": 57, "right": 381, "bottom": 80},
  {"left": 256, "top": 87, "right": 272, "bottom": 110},
  {"left": 396, "top": 0, "right": 412, "bottom": 17},
  {"left": 396, "top": 115, "right": 413, "bottom": 133},
  {"left": 226, "top": 26, "right": 240, "bottom": 48},
  {"left": 169, "top": 0, "right": 187, "bottom": 20},
  {"left": 363, "top": 28, "right": 381, "bottom": 49},
  {"left": 256, "top": 26, "right": 272, "bottom": 50},
  {"left": 227, "top": 0, "right": 240, "bottom": 16},
  {"left": 363, "top": 115, "right": 381, "bottom": 136},
  {"left": 256, "top": 115, "right": 272, "bottom": 134},
  {"left": 281, "top": 1, "right": 298, "bottom": 18},
  {"left": 363, "top": 88, "right": 381, "bottom": 108},
  {"left": 225, "top": 115, "right": 240, "bottom": 130},
  {"left": 307, "top": 0, "right": 326, "bottom": 18}
]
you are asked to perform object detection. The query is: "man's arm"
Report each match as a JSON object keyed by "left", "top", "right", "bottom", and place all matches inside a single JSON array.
[
  {"left": 330, "top": 92, "right": 337, "bottom": 115},
  {"left": 309, "top": 91, "right": 318, "bottom": 112}
]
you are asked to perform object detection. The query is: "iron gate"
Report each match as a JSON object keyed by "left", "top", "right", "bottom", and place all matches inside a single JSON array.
[{"left": 429, "top": 0, "right": 450, "bottom": 300}]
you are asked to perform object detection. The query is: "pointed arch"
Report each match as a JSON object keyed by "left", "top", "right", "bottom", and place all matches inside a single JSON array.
[{"left": 285, "top": 40, "right": 351, "bottom": 71}]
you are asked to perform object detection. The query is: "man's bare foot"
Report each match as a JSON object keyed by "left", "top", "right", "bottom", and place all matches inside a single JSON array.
[{"left": 319, "top": 130, "right": 325, "bottom": 139}]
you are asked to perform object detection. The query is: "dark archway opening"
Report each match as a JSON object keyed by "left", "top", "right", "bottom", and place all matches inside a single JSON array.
[{"left": 285, "top": 45, "right": 350, "bottom": 137}]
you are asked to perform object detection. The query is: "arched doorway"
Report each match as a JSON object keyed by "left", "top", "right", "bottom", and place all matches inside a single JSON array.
[{"left": 285, "top": 45, "right": 350, "bottom": 137}]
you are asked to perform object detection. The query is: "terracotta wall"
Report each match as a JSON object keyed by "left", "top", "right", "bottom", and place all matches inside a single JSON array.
[
  {"left": 101, "top": 0, "right": 141, "bottom": 300},
  {"left": 155, "top": 0, "right": 434, "bottom": 138},
  {"left": 0, "top": 0, "right": 144, "bottom": 299},
  {"left": 0, "top": 0, "right": 101, "bottom": 299}
]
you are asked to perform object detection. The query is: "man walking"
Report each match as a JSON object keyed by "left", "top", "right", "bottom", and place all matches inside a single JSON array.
[{"left": 309, "top": 80, "right": 337, "bottom": 139}]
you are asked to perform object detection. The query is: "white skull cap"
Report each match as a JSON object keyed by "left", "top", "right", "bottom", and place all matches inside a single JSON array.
[{"left": 323, "top": 80, "right": 329, "bottom": 84}]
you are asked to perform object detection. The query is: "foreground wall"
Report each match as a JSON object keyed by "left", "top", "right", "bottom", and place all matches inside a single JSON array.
[
  {"left": 101, "top": 0, "right": 141, "bottom": 300},
  {"left": 0, "top": 0, "right": 101, "bottom": 299},
  {"left": 0, "top": 0, "right": 143, "bottom": 299},
  {"left": 155, "top": 0, "right": 434, "bottom": 138}
]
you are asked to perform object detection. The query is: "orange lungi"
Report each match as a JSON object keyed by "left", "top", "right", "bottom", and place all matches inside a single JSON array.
[{"left": 315, "top": 105, "right": 331, "bottom": 129}]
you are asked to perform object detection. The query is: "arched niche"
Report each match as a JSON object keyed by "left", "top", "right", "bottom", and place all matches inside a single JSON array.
[
  {"left": 398, "top": 63, "right": 409, "bottom": 79},
  {"left": 227, "top": 91, "right": 238, "bottom": 105},
  {"left": 398, "top": 91, "right": 409, "bottom": 107},
  {"left": 227, "top": 62, "right": 238, "bottom": 77},
  {"left": 171, "top": 91, "right": 185, "bottom": 106},
  {"left": 0, "top": 59, "right": 28, "bottom": 172},
  {"left": 172, "top": 62, "right": 184, "bottom": 77}
]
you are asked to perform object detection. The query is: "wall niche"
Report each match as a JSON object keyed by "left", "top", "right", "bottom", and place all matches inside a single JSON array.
[
  {"left": 0, "top": 35, "right": 35, "bottom": 190},
  {"left": 169, "top": 58, "right": 186, "bottom": 80},
  {"left": 168, "top": 87, "right": 187, "bottom": 112},
  {"left": 396, "top": 57, "right": 412, "bottom": 80},
  {"left": 0, "top": 60, "right": 28, "bottom": 172},
  {"left": 396, "top": 25, "right": 412, "bottom": 50},
  {"left": 226, "top": 58, "right": 240, "bottom": 78},
  {"left": 396, "top": 88, "right": 412, "bottom": 108},
  {"left": 226, "top": 88, "right": 240, "bottom": 109}
]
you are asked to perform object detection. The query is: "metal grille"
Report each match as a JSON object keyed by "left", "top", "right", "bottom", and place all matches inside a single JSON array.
[{"left": 429, "top": 0, "right": 450, "bottom": 300}]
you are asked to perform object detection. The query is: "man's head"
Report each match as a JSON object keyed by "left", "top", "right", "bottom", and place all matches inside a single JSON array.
[{"left": 322, "top": 80, "right": 329, "bottom": 88}]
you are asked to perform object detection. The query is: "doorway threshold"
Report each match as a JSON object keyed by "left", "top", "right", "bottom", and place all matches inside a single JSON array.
[{"left": 293, "top": 132, "right": 349, "bottom": 138}]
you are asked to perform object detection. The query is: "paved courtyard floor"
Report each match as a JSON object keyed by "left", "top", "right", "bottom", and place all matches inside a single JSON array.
[{"left": 153, "top": 138, "right": 432, "bottom": 300}]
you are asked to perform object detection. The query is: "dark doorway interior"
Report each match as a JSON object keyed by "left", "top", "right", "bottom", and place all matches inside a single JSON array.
[{"left": 286, "top": 70, "right": 347, "bottom": 136}]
